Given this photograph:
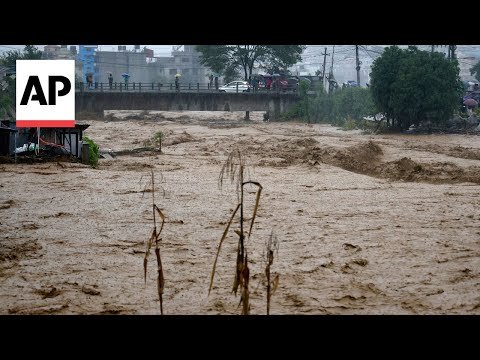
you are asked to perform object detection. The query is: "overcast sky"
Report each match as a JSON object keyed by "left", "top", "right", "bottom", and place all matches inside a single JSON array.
[
  {"left": 95, "top": 45, "right": 176, "bottom": 56},
  {"left": 0, "top": 45, "right": 177, "bottom": 57}
]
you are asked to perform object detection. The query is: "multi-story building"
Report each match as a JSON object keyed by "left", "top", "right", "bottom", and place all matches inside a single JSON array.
[
  {"left": 42, "top": 45, "right": 211, "bottom": 86},
  {"left": 42, "top": 45, "right": 83, "bottom": 82},
  {"left": 94, "top": 45, "right": 210, "bottom": 86},
  {"left": 78, "top": 46, "right": 98, "bottom": 83}
]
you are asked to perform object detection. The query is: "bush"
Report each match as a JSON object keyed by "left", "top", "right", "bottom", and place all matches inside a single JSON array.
[
  {"left": 83, "top": 136, "right": 100, "bottom": 167},
  {"left": 309, "top": 87, "right": 376, "bottom": 126},
  {"left": 153, "top": 131, "right": 165, "bottom": 152},
  {"left": 343, "top": 117, "right": 357, "bottom": 130}
]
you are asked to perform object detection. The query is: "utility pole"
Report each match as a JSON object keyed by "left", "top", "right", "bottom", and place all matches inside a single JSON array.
[
  {"left": 448, "top": 45, "right": 457, "bottom": 60},
  {"left": 321, "top": 47, "right": 330, "bottom": 89},
  {"left": 355, "top": 45, "right": 361, "bottom": 87},
  {"left": 330, "top": 45, "right": 335, "bottom": 70},
  {"left": 328, "top": 45, "right": 335, "bottom": 93}
]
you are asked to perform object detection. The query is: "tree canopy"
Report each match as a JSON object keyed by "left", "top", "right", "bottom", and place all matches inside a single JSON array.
[
  {"left": 0, "top": 45, "right": 42, "bottom": 67},
  {"left": 0, "top": 45, "right": 42, "bottom": 119},
  {"left": 370, "top": 46, "right": 463, "bottom": 129},
  {"left": 195, "top": 45, "right": 306, "bottom": 82}
]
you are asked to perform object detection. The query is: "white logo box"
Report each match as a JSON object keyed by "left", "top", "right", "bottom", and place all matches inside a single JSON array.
[{"left": 16, "top": 60, "right": 75, "bottom": 128}]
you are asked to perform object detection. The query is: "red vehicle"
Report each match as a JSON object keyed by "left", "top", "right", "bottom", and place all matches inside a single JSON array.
[
  {"left": 255, "top": 74, "right": 299, "bottom": 92},
  {"left": 272, "top": 77, "right": 298, "bottom": 92}
]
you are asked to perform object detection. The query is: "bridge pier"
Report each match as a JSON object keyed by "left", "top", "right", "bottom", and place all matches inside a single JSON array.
[{"left": 268, "top": 98, "right": 282, "bottom": 120}]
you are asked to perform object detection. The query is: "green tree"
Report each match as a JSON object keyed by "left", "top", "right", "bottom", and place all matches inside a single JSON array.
[
  {"left": 0, "top": 46, "right": 43, "bottom": 119},
  {"left": 470, "top": 60, "right": 480, "bottom": 83},
  {"left": 223, "top": 66, "right": 240, "bottom": 84},
  {"left": 0, "top": 76, "right": 15, "bottom": 119},
  {"left": 195, "top": 45, "right": 306, "bottom": 81},
  {"left": 331, "top": 87, "right": 376, "bottom": 124},
  {"left": 370, "top": 46, "right": 462, "bottom": 129},
  {"left": 0, "top": 45, "right": 42, "bottom": 66},
  {"left": 369, "top": 45, "right": 405, "bottom": 126},
  {"left": 83, "top": 136, "right": 99, "bottom": 167}
]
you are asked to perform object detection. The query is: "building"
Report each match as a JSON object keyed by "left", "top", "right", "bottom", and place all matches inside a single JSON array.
[
  {"left": 0, "top": 120, "right": 90, "bottom": 159},
  {"left": 36, "top": 45, "right": 212, "bottom": 87},
  {"left": 165, "top": 45, "right": 208, "bottom": 85},
  {"left": 43, "top": 45, "right": 61, "bottom": 56},
  {"left": 94, "top": 45, "right": 210, "bottom": 86},
  {"left": 78, "top": 45, "right": 98, "bottom": 83},
  {"left": 42, "top": 46, "right": 84, "bottom": 84},
  {"left": 144, "top": 48, "right": 154, "bottom": 58},
  {"left": 0, "top": 121, "right": 17, "bottom": 157},
  {"left": 95, "top": 47, "right": 149, "bottom": 84}
]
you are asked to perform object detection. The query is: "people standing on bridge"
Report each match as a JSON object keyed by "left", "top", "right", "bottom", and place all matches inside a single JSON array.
[
  {"left": 265, "top": 77, "right": 272, "bottom": 90},
  {"left": 108, "top": 73, "right": 113, "bottom": 90},
  {"left": 124, "top": 75, "right": 129, "bottom": 90},
  {"left": 252, "top": 77, "right": 258, "bottom": 92},
  {"left": 175, "top": 75, "right": 180, "bottom": 92},
  {"left": 209, "top": 74, "right": 213, "bottom": 89},
  {"left": 86, "top": 74, "right": 93, "bottom": 89},
  {"left": 214, "top": 76, "right": 219, "bottom": 91}
]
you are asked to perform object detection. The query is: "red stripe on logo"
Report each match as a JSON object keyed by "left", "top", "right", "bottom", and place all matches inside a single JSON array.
[{"left": 16, "top": 120, "right": 76, "bottom": 128}]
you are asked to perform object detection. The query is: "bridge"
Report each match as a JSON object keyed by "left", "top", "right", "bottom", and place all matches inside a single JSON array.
[{"left": 75, "top": 86, "right": 302, "bottom": 120}]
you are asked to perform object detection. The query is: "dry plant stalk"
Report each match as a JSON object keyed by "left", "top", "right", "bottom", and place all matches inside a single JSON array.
[
  {"left": 265, "top": 231, "right": 279, "bottom": 315},
  {"left": 209, "top": 149, "right": 262, "bottom": 315},
  {"left": 143, "top": 170, "right": 166, "bottom": 314}
]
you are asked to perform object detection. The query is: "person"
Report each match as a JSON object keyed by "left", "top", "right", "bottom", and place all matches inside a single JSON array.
[
  {"left": 252, "top": 77, "right": 258, "bottom": 92},
  {"left": 124, "top": 75, "right": 129, "bottom": 90},
  {"left": 175, "top": 75, "right": 179, "bottom": 92},
  {"left": 87, "top": 74, "right": 93, "bottom": 89},
  {"left": 272, "top": 78, "right": 277, "bottom": 91},
  {"left": 108, "top": 73, "right": 113, "bottom": 89},
  {"left": 209, "top": 74, "right": 213, "bottom": 89},
  {"left": 265, "top": 77, "right": 272, "bottom": 90},
  {"left": 214, "top": 76, "right": 219, "bottom": 90}
]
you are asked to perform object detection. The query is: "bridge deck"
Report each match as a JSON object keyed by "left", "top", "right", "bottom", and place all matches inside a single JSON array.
[{"left": 75, "top": 92, "right": 302, "bottom": 118}]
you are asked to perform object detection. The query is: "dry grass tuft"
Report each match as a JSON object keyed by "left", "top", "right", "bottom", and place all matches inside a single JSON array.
[
  {"left": 143, "top": 170, "right": 166, "bottom": 314},
  {"left": 210, "top": 149, "right": 263, "bottom": 315},
  {"left": 265, "top": 231, "right": 280, "bottom": 315}
]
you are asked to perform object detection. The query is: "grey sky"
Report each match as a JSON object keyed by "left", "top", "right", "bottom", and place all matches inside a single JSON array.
[{"left": 0, "top": 45, "right": 176, "bottom": 57}]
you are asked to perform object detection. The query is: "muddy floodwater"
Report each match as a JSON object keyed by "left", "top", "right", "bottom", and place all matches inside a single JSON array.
[{"left": 1, "top": 111, "right": 479, "bottom": 314}]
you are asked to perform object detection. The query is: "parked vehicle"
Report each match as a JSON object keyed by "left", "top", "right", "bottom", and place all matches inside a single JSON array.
[
  {"left": 218, "top": 81, "right": 251, "bottom": 93},
  {"left": 343, "top": 80, "right": 359, "bottom": 88}
]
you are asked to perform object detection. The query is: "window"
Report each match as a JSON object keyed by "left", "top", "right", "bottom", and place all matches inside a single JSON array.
[
  {"left": 169, "top": 69, "right": 177, "bottom": 75},
  {"left": 182, "top": 58, "right": 190, "bottom": 63}
]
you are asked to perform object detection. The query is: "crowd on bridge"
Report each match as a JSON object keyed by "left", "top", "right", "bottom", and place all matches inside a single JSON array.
[{"left": 79, "top": 72, "right": 304, "bottom": 93}]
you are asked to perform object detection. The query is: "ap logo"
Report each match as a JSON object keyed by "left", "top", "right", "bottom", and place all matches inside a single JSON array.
[{"left": 16, "top": 60, "right": 75, "bottom": 128}]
